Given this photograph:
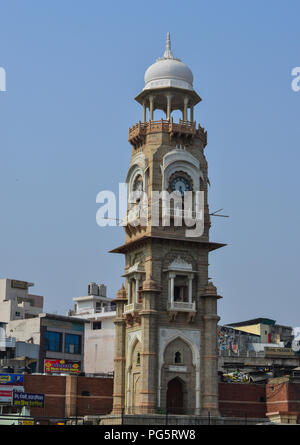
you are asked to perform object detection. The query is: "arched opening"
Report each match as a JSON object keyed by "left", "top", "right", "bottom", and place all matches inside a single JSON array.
[
  {"left": 153, "top": 109, "right": 166, "bottom": 121},
  {"left": 166, "top": 377, "right": 184, "bottom": 414},
  {"left": 170, "top": 109, "right": 183, "bottom": 122}
]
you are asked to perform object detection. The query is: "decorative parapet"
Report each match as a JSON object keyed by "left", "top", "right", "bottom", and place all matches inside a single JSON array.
[
  {"left": 167, "top": 300, "right": 196, "bottom": 323},
  {"left": 124, "top": 302, "right": 142, "bottom": 315},
  {"left": 128, "top": 119, "right": 207, "bottom": 147}
]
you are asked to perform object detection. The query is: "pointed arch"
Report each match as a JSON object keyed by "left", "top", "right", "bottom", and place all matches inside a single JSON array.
[{"left": 160, "top": 333, "right": 199, "bottom": 368}]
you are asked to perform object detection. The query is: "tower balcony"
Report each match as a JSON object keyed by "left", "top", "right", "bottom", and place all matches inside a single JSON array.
[
  {"left": 128, "top": 119, "right": 207, "bottom": 148},
  {"left": 124, "top": 302, "right": 142, "bottom": 315},
  {"left": 124, "top": 302, "right": 142, "bottom": 325},
  {"left": 167, "top": 301, "right": 196, "bottom": 312},
  {"left": 167, "top": 300, "right": 196, "bottom": 323}
]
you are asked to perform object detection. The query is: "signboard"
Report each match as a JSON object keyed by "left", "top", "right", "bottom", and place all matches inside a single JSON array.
[
  {"left": 13, "top": 391, "right": 44, "bottom": 408},
  {"left": 0, "top": 386, "right": 24, "bottom": 404},
  {"left": 0, "top": 374, "right": 24, "bottom": 386},
  {"left": 11, "top": 280, "right": 28, "bottom": 290},
  {"left": 19, "top": 420, "right": 34, "bottom": 425},
  {"left": 169, "top": 365, "right": 187, "bottom": 373},
  {"left": 44, "top": 359, "right": 81, "bottom": 374},
  {"left": 264, "top": 347, "right": 295, "bottom": 357}
]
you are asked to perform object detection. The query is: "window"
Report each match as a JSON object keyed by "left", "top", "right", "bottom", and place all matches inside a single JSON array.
[
  {"left": 92, "top": 321, "right": 102, "bottom": 330},
  {"left": 15, "top": 312, "right": 21, "bottom": 317},
  {"left": 174, "top": 285, "right": 188, "bottom": 302},
  {"left": 136, "top": 352, "right": 141, "bottom": 365},
  {"left": 45, "top": 331, "right": 62, "bottom": 352},
  {"left": 65, "top": 333, "right": 81, "bottom": 354},
  {"left": 138, "top": 285, "right": 143, "bottom": 303},
  {"left": 174, "top": 351, "right": 182, "bottom": 364}
]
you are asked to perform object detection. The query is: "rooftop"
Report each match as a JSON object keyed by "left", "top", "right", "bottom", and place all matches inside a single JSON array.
[{"left": 226, "top": 318, "right": 276, "bottom": 327}]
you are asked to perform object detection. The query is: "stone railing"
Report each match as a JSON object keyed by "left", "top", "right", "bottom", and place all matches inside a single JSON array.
[
  {"left": 167, "top": 301, "right": 196, "bottom": 312},
  {"left": 219, "top": 350, "right": 266, "bottom": 358},
  {"left": 124, "top": 302, "right": 142, "bottom": 314},
  {"left": 128, "top": 119, "right": 207, "bottom": 147}
]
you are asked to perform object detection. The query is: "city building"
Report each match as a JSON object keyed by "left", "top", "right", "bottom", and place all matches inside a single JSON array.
[
  {"left": 225, "top": 318, "right": 294, "bottom": 346},
  {"left": 68, "top": 282, "right": 116, "bottom": 374},
  {"left": 105, "top": 33, "right": 224, "bottom": 421},
  {"left": 0, "top": 278, "right": 44, "bottom": 323},
  {"left": 6, "top": 313, "right": 87, "bottom": 373},
  {"left": 217, "top": 324, "right": 298, "bottom": 382}
]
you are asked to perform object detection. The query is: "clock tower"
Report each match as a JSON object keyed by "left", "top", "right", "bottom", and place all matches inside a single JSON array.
[{"left": 110, "top": 33, "right": 224, "bottom": 418}]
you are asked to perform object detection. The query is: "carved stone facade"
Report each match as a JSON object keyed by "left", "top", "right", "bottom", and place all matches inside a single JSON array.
[{"left": 110, "top": 34, "right": 224, "bottom": 417}]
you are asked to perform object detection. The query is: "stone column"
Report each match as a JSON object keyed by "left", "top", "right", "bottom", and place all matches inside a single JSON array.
[
  {"left": 169, "top": 272, "right": 176, "bottom": 306},
  {"left": 65, "top": 375, "right": 77, "bottom": 417},
  {"left": 143, "top": 102, "right": 147, "bottom": 123},
  {"left": 112, "top": 284, "right": 127, "bottom": 414},
  {"left": 202, "top": 282, "right": 221, "bottom": 417},
  {"left": 188, "top": 273, "right": 194, "bottom": 304},
  {"left": 166, "top": 94, "right": 172, "bottom": 120},
  {"left": 190, "top": 106, "right": 194, "bottom": 122},
  {"left": 127, "top": 278, "right": 131, "bottom": 304},
  {"left": 183, "top": 96, "right": 189, "bottom": 121},
  {"left": 139, "top": 277, "right": 160, "bottom": 414},
  {"left": 149, "top": 95, "right": 154, "bottom": 121},
  {"left": 135, "top": 274, "right": 140, "bottom": 304}
]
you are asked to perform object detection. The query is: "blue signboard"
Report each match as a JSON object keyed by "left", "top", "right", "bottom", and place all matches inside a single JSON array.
[
  {"left": 13, "top": 391, "right": 44, "bottom": 408},
  {"left": 0, "top": 374, "right": 24, "bottom": 386}
]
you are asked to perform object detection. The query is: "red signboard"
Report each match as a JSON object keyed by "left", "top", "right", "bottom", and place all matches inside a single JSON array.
[
  {"left": 44, "top": 359, "right": 81, "bottom": 374},
  {"left": 0, "top": 386, "right": 24, "bottom": 403}
]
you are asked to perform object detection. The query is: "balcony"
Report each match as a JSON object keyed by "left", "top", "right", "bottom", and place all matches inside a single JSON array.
[
  {"left": 69, "top": 305, "right": 116, "bottom": 319},
  {"left": 167, "top": 301, "right": 196, "bottom": 323},
  {"left": 124, "top": 302, "right": 142, "bottom": 315},
  {"left": 128, "top": 119, "right": 207, "bottom": 147},
  {"left": 168, "top": 301, "right": 196, "bottom": 312}
]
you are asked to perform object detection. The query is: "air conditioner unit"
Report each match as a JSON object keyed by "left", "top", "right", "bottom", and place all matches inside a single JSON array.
[
  {"left": 98, "top": 284, "right": 107, "bottom": 297},
  {"left": 88, "top": 283, "right": 98, "bottom": 296}
]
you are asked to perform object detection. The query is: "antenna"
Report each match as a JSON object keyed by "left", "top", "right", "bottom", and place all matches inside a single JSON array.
[{"left": 209, "top": 209, "right": 229, "bottom": 218}]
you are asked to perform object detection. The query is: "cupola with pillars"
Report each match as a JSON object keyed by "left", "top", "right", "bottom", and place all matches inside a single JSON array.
[{"left": 128, "top": 33, "right": 207, "bottom": 148}]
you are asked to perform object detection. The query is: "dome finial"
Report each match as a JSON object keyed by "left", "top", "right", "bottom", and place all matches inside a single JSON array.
[{"left": 163, "top": 32, "right": 174, "bottom": 59}]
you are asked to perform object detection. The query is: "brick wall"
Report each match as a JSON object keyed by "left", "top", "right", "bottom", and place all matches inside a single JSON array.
[
  {"left": 23, "top": 374, "right": 113, "bottom": 420},
  {"left": 76, "top": 376, "right": 113, "bottom": 415},
  {"left": 24, "top": 375, "right": 66, "bottom": 418},
  {"left": 23, "top": 376, "right": 300, "bottom": 421},
  {"left": 266, "top": 379, "right": 300, "bottom": 420},
  {"left": 218, "top": 383, "right": 266, "bottom": 418}
]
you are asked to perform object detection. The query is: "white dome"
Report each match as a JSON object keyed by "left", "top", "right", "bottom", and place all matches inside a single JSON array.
[{"left": 143, "top": 33, "right": 194, "bottom": 91}]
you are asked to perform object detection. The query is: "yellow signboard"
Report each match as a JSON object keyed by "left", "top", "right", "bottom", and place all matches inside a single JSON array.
[{"left": 264, "top": 347, "right": 294, "bottom": 357}]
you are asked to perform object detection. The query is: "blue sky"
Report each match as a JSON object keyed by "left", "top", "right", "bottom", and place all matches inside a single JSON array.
[{"left": 0, "top": 0, "right": 299, "bottom": 325}]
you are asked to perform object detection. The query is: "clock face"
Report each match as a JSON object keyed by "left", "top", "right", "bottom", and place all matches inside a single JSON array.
[{"left": 171, "top": 176, "right": 192, "bottom": 195}]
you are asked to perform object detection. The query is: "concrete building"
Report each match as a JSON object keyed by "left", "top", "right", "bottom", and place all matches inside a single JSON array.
[
  {"left": 217, "top": 323, "right": 298, "bottom": 382},
  {"left": 68, "top": 282, "right": 116, "bottom": 374},
  {"left": 106, "top": 33, "right": 224, "bottom": 421},
  {"left": 0, "top": 278, "right": 44, "bottom": 323},
  {"left": 6, "top": 313, "right": 87, "bottom": 373},
  {"left": 225, "top": 318, "right": 294, "bottom": 346}
]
